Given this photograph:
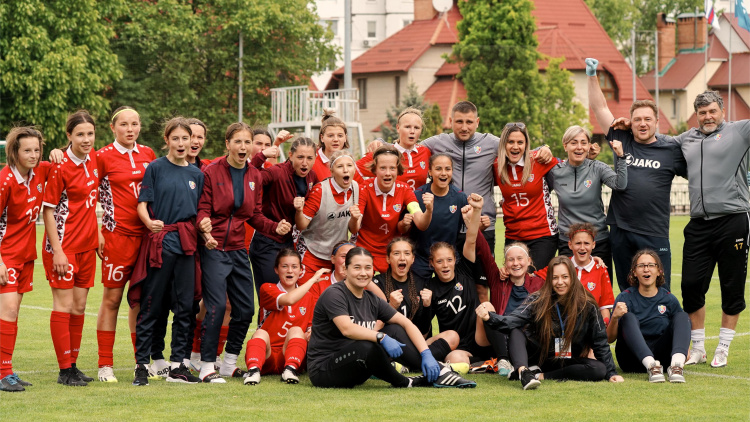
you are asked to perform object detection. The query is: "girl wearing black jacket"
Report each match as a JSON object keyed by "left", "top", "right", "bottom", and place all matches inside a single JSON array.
[{"left": 477, "top": 256, "right": 624, "bottom": 390}]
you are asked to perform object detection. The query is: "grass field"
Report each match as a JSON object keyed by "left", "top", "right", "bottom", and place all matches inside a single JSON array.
[{"left": 2, "top": 217, "right": 749, "bottom": 421}]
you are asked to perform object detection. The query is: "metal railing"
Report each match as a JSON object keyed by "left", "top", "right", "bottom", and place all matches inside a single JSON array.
[{"left": 271, "top": 86, "right": 359, "bottom": 125}]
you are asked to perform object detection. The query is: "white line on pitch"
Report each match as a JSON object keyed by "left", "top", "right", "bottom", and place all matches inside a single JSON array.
[
  {"left": 705, "top": 332, "right": 750, "bottom": 340},
  {"left": 20, "top": 305, "right": 127, "bottom": 320},
  {"left": 683, "top": 371, "right": 750, "bottom": 381}
]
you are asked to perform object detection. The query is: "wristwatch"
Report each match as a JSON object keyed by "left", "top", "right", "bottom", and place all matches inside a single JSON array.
[{"left": 376, "top": 332, "right": 385, "bottom": 343}]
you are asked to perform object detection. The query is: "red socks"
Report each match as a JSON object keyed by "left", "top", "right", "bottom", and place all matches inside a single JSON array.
[
  {"left": 217, "top": 325, "right": 229, "bottom": 356},
  {"left": 50, "top": 311, "right": 72, "bottom": 369},
  {"left": 285, "top": 338, "right": 307, "bottom": 370},
  {"left": 0, "top": 319, "right": 18, "bottom": 377},
  {"left": 192, "top": 319, "right": 203, "bottom": 354},
  {"left": 69, "top": 314, "right": 85, "bottom": 364},
  {"left": 245, "top": 338, "right": 267, "bottom": 370},
  {"left": 97, "top": 330, "right": 116, "bottom": 368}
]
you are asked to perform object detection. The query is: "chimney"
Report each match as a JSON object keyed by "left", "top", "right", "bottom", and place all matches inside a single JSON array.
[
  {"left": 677, "top": 13, "right": 706, "bottom": 51},
  {"left": 414, "top": 0, "right": 437, "bottom": 21},
  {"left": 657, "top": 13, "right": 676, "bottom": 72}
]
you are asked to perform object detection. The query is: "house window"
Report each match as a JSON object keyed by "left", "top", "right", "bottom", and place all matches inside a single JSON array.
[
  {"left": 403, "top": 19, "right": 412, "bottom": 27},
  {"left": 358, "top": 78, "right": 367, "bottom": 109},
  {"left": 598, "top": 71, "right": 618, "bottom": 101},
  {"left": 671, "top": 97, "right": 677, "bottom": 119},
  {"left": 367, "top": 21, "right": 377, "bottom": 38},
  {"left": 395, "top": 76, "right": 401, "bottom": 106},
  {"left": 327, "top": 20, "right": 338, "bottom": 37}
]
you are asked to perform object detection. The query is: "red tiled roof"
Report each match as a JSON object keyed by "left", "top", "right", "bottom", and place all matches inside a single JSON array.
[
  {"left": 708, "top": 52, "right": 750, "bottom": 86},
  {"left": 332, "top": 7, "right": 461, "bottom": 76},
  {"left": 532, "top": 0, "right": 673, "bottom": 134},
  {"left": 722, "top": 12, "right": 750, "bottom": 50},
  {"left": 435, "top": 61, "right": 460, "bottom": 76},
  {"left": 537, "top": 26, "right": 587, "bottom": 70},
  {"left": 687, "top": 88, "right": 750, "bottom": 126},
  {"left": 641, "top": 34, "right": 728, "bottom": 91},
  {"left": 422, "top": 77, "right": 467, "bottom": 129}
]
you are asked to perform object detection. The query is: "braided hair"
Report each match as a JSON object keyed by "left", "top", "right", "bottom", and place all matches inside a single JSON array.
[{"left": 384, "top": 237, "right": 420, "bottom": 320}]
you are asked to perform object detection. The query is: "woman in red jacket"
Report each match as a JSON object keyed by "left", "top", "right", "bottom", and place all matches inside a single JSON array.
[
  {"left": 249, "top": 137, "right": 316, "bottom": 298},
  {"left": 195, "top": 122, "right": 288, "bottom": 382}
]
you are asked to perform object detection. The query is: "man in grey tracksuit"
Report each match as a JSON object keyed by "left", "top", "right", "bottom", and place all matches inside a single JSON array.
[{"left": 677, "top": 91, "right": 750, "bottom": 369}]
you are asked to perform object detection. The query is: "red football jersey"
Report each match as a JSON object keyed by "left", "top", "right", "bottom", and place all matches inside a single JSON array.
[
  {"left": 42, "top": 150, "right": 99, "bottom": 254},
  {"left": 0, "top": 163, "right": 51, "bottom": 265},
  {"left": 258, "top": 282, "right": 315, "bottom": 348},
  {"left": 302, "top": 179, "right": 353, "bottom": 219},
  {"left": 312, "top": 149, "right": 332, "bottom": 180},
  {"left": 494, "top": 153, "right": 558, "bottom": 240},
  {"left": 535, "top": 257, "right": 614, "bottom": 310},
  {"left": 356, "top": 144, "right": 431, "bottom": 190},
  {"left": 356, "top": 181, "right": 417, "bottom": 253},
  {"left": 97, "top": 142, "right": 156, "bottom": 236}
]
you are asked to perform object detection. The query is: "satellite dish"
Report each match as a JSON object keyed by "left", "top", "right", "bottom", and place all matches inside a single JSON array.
[{"left": 432, "top": 0, "right": 452, "bottom": 13}]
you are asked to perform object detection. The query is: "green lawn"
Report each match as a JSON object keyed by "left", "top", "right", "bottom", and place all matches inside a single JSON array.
[{"left": 3, "top": 218, "right": 749, "bottom": 421}]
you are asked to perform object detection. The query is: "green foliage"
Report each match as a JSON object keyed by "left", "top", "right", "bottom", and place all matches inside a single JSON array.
[
  {"left": 538, "top": 58, "right": 590, "bottom": 158},
  {"left": 107, "top": 0, "right": 337, "bottom": 157},
  {"left": 0, "top": 0, "right": 123, "bottom": 148},
  {"left": 585, "top": 0, "right": 702, "bottom": 75},
  {"left": 378, "top": 83, "right": 444, "bottom": 142}
]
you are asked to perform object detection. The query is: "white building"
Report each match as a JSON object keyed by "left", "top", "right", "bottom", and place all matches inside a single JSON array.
[{"left": 312, "top": 0, "right": 414, "bottom": 89}]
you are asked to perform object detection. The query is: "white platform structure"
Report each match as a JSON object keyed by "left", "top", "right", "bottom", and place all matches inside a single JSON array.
[{"left": 268, "top": 86, "right": 366, "bottom": 158}]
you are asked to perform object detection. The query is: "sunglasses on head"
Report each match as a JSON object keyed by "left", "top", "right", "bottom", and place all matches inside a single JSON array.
[{"left": 505, "top": 122, "right": 526, "bottom": 130}]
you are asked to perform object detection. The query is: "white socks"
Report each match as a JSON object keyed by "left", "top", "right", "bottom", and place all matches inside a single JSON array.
[
  {"left": 219, "top": 353, "right": 239, "bottom": 376},
  {"left": 671, "top": 353, "right": 686, "bottom": 368},
  {"left": 170, "top": 361, "right": 180, "bottom": 370},
  {"left": 717, "top": 328, "right": 735, "bottom": 353},
  {"left": 690, "top": 329, "right": 705, "bottom": 352},
  {"left": 199, "top": 361, "right": 215, "bottom": 379},
  {"left": 642, "top": 356, "right": 656, "bottom": 370}
]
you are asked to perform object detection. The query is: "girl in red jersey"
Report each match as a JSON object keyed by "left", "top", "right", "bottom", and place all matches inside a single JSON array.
[
  {"left": 494, "top": 122, "right": 558, "bottom": 271},
  {"left": 42, "top": 111, "right": 100, "bottom": 386},
  {"left": 244, "top": 249, "right": 329, "bottom": 385},
  {"left": 0, "top": 127, "right": 50, "bottom": 392},
  {"left": 94, "top": 106, "right": 157, "bottom": 383},
  {"left": 312, "top": 110, "right": 349, "bottom": 180},
  {"left": 249, "top": 137, "right": 315, "bottom": 298},
  {"left": 356, "top": 107, "right": 432, "bottom": 190},
  {"left": 195, "top": 122, "right": 288, "bottom": 383},
  {"left": 534, "top": 223, "right": 614, "bottom": 324},
  {"left": 295, "top": 150, "right": 358, "bottom": 284},
  {"left": 349, "top": 145, "right": 433, "bottom": 273}
]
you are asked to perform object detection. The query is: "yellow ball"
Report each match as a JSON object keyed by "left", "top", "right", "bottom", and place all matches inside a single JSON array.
[{"left": 450, "top": 362, "right": 470, "bottom": 375}]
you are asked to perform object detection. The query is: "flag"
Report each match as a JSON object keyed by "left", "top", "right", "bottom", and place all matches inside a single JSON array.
[
  {"left": 706, "top": 0, "right": 720, "bottom": 30},
  {"left": 737, "top": 0, "right": 750, "bottom": 32}
]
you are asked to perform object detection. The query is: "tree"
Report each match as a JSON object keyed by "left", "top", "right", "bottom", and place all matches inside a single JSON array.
[
  {"left": 0, "top": 0, "right": 123, "bottom": 148},
  {"left": 537, "top": 58, "right": 590, "bottom": 158},
  {"left": 107, "top": 0, "right": 337, "bottom": 156},
  {"left": 378, "top": 82, "right": 444, "bottom": 142}
]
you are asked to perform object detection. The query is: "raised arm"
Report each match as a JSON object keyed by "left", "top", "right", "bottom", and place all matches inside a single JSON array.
[
  {"left": 462, "top": 193, "right": 484, "bottom": 263},
  {"left": 586, "top": 58, "right": 616, "bottom": 132}
]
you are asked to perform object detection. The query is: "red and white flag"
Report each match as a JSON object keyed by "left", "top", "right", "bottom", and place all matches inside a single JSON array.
[{"left": 706, "top": 0, "right": 721, "bottom": 30}]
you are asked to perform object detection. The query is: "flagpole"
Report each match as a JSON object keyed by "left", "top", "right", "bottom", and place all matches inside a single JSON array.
[
  {"left": 729, "top": 1, "right": 733, "bottom": 121},
  {"left": 703, "top": 6, "right": 708, "bottom": 89}
]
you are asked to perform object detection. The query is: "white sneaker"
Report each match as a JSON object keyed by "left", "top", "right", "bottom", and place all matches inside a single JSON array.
[
  {"left": 189, "top": 352, "right": 202, "bottom": 372},
  {"left": 201, "top": 371, "right": 227, "bottom": 384},
  {"left": 98, "top": 366, "right": 118, "bottom": 383},
  {"left": 648, "top": 360, "right": 665, "bottom": 383},
  {"left": 711, "top": 349, "right": 728, "bottom": 368},
  {"left": 685, "top": 348, "right": 707, "bottom": 365},
  {"left": 497, "top": 359, "right": 514, "bottom": 378},
  {"left": 281, "top": 366, "right": 299, "bottom": 384},
  {"left": 151, "top": 359, "right": 171, "bottom": 379},
  {"left": 667, "top": 365, "right": 685, "bottom": 383},
  {"left": 243, "top": 367, "right": 261, "bottom": 385}
]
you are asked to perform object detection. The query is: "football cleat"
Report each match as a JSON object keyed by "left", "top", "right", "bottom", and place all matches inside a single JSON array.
[
  {"left": 132, "top": 364, "right": 150, "bottom": 386},
  {"left": 243, "top": 367, "right": 261, "bottom": 385},
  {"left": 11, "top": 374, "right": 31, "bottom": 387},
  {"left": 281, "top": 366, "right": 300, "bottom": 384},
  {"left": 201, "top": 372, "right": 226, "bottom": 384},
  {"left": 711, "top": 349, "right": 728, "bottom": 368},
  {"left": 685, "top": 348, "right": 706, "bottom": 365},
  {"left": 469, "top": 358, "right": 498, "bottom": 374},
  {"left": 98, "top": 366, "right": 118, "bottom": 383},
  {"left": 150, "top": 360, "right": 171, "bottom": 379},
  {"left": 433, "top": 369, "right": 476, "bottom": 388},
  {"left": 57, "top": 367, "right": 88, "bottom": 387},
  {"left": 0, "top": 374, "right": 24, "bottom": 392},
  {"left": 71, "top": 363, "right": 94, "bottom": 382}
]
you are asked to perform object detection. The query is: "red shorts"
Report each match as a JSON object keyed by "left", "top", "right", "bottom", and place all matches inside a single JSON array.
[
  {"left": 260, "top": 347, "right": 306, "bottom": 375},
  {"left": 299, "top": 252, "right": 332, "bottom": 284},
  {"left": 371, "top": 251, "right": 388, "bottom": 275},
  {"left": 101, "top": 231, "right": 142, "bottom": 288},
  {"left": 0, "top": 261, "right": 34, "bottom": 294},
  {"left": 43, "top": 249, "right": 96, "bottom": 289}
]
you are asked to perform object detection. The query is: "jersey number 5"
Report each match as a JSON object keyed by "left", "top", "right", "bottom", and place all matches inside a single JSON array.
[
  {"left": 277, "top": 321, "right": 293, "bottom": 338},
  {"left": 511, "top": 193, "right": 529, "bottom": 207}
]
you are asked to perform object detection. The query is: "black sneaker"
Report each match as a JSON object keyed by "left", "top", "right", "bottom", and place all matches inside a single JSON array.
[
  {"left": 406, "top": 375, "right": 431, "bottom": 387},
  {"left": 11, "top": 373, "right": 32, "bottom": 387},
  {"left": 229, "top": 368, "right": 247, "bottom": 378},
  {"left": 132, "top": 364, "right": 150, "bottom": 386},
  {"left": 520, "top": 368, "right": 541, "bottom": 390},
  {"left": 280, "top": 366, "right": 299, "bottom": 384},
  {"left": 166, "top": 364, "right": 200, "bottom": 384},
  {"left": 433, "top": 369, "right": 477, "bottom": 388},
  {"left": 0, "top": 374, "right": 24, "bottom": 392},
  {"left": 57, "top": 367, "right": 88, "bottom": 387},
  {"left": 71, "top": 363, "right": 94, "bottom": 382}
]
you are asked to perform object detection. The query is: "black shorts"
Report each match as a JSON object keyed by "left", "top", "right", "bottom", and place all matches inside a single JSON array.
[
  {"left": 458, "top": 338, "right": 494, "bottom": 363},
  {"left": 681, "top": 212, "right": 749, "bottom": 315}
]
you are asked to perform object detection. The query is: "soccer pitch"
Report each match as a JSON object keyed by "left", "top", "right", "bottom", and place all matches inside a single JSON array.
[{"left": 2, "top": 217, "right": 749, "bottom": 421}]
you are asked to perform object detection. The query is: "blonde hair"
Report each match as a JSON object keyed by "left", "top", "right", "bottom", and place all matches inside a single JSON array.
[
  {"left": 561, "top": 125, "right": 591, "bottom": 146},
  {"left": 497, "top": 123, "right": 532, "bottom": 186}
]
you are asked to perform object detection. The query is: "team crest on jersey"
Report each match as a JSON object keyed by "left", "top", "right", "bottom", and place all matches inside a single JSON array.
[
  {"left": 584, "top": 179, "right": 592, "bottom": 188},
  {"left": 393, "top": 204, "right": 402, "bottom": 212},
  {"left": 715, "top": 134, "right": 722, "bottom": 141},
  {"left": 189, "top": 181, "right": 196, "bottom": 189},
  {"left": 37, "top": 183, "right": 42, "bottom": 193},
  {"left": 449, "top": 205, "right": 457, "bottom": 213},
  {"left": 93, "top": 169, "right": 98, "bottom": 178},
  {"left": 419, "top": 161, "right": 426, "bottom": 169},
  {"left": 658, "top": 305, "right": 666, "bottom": 314},
  {"left": 249, "top": 181, "right": 256, "bottom": 191},
  {"left": 299, "top": 307, "right": 306, "bottom": 315},
  {"left": 474, "top": 146, "right": 481, "bottom": 154},
  {"left": 587, "top": 282, "right": 595, "bottom": 291},
  {"left": 309, "top": 182, "right": 313, "bottom": 190},
  {"left": 528, "top": 174, "right": 535, "bottom": 182},
  {"left": 455, "top": 282, "right": 464, "bottom": 291},
  {"left": 143, "top": 163, "right": 149, "bottom": 169}
]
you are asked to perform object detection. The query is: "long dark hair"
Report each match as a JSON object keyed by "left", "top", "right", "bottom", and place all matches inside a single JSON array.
[
  {"left": 531, "top": 256, "right": 596, "bottom": 364},
  {"left": 384, "top": 237, "right": 419, "bottom": 320}
]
